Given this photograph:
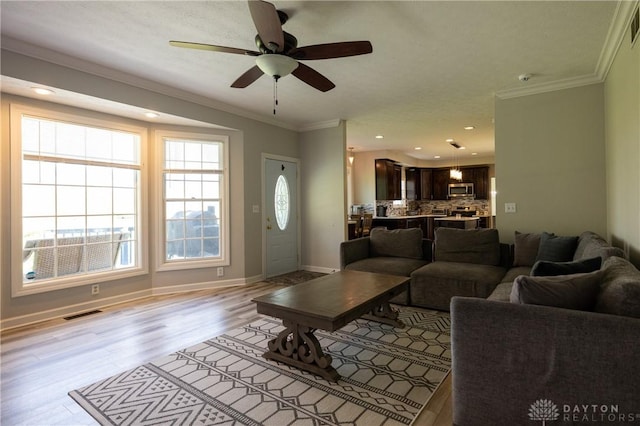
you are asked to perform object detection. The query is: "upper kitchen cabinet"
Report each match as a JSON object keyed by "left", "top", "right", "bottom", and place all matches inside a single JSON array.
[
  {"left": 432, "top": 168, "right": 451, "bottom": 200},
  {"left": 420, "top": 169, "right": 433, "bottom": 200},
  {"left": 471, "top": 166, "right": 489, "bottom": 199},
  {"left": 375, "top": 159, "right": 402, "bottom": 200},
  {"left": 405, "top": 167, "right": 419, "bottom": 200}
]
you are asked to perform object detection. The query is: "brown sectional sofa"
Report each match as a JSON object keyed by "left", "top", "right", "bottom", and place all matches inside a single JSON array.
[
  {"left": 342, "top": 227, "right": 640, "bottom": 424},
  {"left": 451, "top": 232, "right": 640, "bottom": 425}
]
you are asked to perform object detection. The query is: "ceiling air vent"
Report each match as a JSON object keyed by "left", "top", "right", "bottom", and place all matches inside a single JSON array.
[
  {"left": 449, "top": 141, "right": 462, "bottom": 149},
  {"left": 632, "top": 4, "right": 639, "bottom": 45}
]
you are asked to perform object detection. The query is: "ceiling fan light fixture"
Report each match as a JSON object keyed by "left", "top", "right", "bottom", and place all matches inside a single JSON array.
[{"left": 256, "top": 54, "right": 298, "bottom": 79}]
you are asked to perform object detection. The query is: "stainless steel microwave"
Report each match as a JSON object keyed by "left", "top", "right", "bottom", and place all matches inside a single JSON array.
[{"left": 448, "top": 182, "right": 475, "bottom": 198}]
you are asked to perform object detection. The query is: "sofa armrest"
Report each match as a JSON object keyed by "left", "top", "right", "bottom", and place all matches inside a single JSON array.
[
  {"left": 340, "top": 237, "right": 371, "bottom": 269},
  {"left": 451, "top": 297, "right": 640, "bottom": 425}
]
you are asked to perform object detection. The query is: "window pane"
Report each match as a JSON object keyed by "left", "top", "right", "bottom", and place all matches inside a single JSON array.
[
  {"left": 86, "top": 165, "right": 113, "bottom": 187},
  {"left": 87, "top": 187, "right": 113, "bottom": 215},
  {"left": 57, "top": 163, "right": 86, "bottom": 186},
  {"left": 57, "top": 216, "right": 86, "bottom": 241},
  {"left": 113, "top": 168, "right": 137, "bottom": 188},
  {"left": 87, "top": 215, "right": 113, "bottom": 233},
  {"left": 165, "top": 174, "right": 185, "bottom": 199},
  {"left": 85, "top": 127, "right": 113, "bottom": 161},
  {"left": 203, "top": 175, "right": 220, "bottom": 199},
  {"left": 275, "top": 174, "right": 290, "bottom": 231},
  {"left": 57, "top": 186, "right": 86, "bottom": 216},
  {"left": 113, "top": 188, "right": 135, "bottom": 214},
  {"left": 23, "top": 185, "right": 56, "bottom": 217}
]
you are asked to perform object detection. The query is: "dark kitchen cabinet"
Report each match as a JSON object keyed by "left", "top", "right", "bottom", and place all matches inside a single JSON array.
[
  {"left": 405, "top": 168, "right": 419, "bottom": 200},
  {"left": 420, "top": 169, "right": 433, "bottom": 200},
  {"left": 375, "top": 159, "right": 402, "bottom": 200},
  {"left": 472, "top": 166, "right": 489, "bottom": 199},
  {"left": 432, "top": 169, "right": 451, "bottom": 200}
]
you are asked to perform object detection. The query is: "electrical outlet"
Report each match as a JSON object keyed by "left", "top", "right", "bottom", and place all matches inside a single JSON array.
[
  {"left": 504, "top": 202, "right": 517, "bottom": 213},
  {"left": 217, "top": 267, "right": 224, "bottom": 277},
  {"left": 91, "top": 284, "right": 100, "bottom": 295}
]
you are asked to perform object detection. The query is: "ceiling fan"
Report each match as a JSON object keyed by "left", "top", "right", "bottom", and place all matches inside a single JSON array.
[{"left": 169, "top": 0, "right": 373, "bottom": 93}]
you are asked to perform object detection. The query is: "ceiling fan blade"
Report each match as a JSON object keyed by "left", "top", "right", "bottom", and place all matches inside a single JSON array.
[
  {"left": 231, "top": 65, "right": 264, "bottom": 88},
  {"left": 290, "top": 41, "right": 373, "bottom": 60},
  {"left": 170, "top": 40, "right": 260, "bottom": 56},
  {"left": 248, "top": 0, "right": 284, "bottom": 53},
  {"left": 292, "top": 63, "right": 335, "bottom": 92}
]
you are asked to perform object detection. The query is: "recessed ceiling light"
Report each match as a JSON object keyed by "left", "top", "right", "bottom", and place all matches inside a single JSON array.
[
  {"left": 434, "top": 155, "right": 441, "bottom": 159},
  {"left": 464, "top": 126, "right": 475, "bottom": 130},
  {"left": 459, "top": 146, "right": 466, "bottom": 150},
  {"left": 32, "top": 87, "right": 54, "bottom": 95},
  {"left": 471, "top": 152, "right": 478, "bottom": 156},
  {"left": 145, "top": 112, "right": 159, "bottom": 118},
  {"left": 414, "top": 147, "right": 422, "bottom": 150},
  {"left": 375, "top": 135, "right": 384, "bottom": 139}
]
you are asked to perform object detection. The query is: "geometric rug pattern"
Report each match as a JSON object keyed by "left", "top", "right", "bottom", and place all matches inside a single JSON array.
[{"left": 69, "top": 306, "right": 450, "bottom": 425}]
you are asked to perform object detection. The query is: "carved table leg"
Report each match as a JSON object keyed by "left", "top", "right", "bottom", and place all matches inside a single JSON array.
[
  {"left": 362, "top": 301, "right": 405, "bottom": 328},
  {"left": 263, "top": 320, "right": 339, "bottom": 381}
]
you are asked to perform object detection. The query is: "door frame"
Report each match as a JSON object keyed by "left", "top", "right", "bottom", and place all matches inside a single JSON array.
[{"left": 261, "top": 153, "right": 301, "bottom": 279}]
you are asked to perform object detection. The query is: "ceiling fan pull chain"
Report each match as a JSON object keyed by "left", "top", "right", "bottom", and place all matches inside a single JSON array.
[{"left": 273, "top": 76, "right": 280, "bottom": 115}]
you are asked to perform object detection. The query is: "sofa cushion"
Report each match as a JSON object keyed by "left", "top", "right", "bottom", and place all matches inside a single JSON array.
[
  {"left": 574, "top": 231, "right": 625, "bottom": 262},
  {"left": 411, "top": 261, "right": 506, "bottom": 310},
  {"left": 536, "top": 232, "right": 578, "bottom": 262},
  {"left": 531, "top": 257, "right": 601, "bottom": 277},
  {"left": 369, "top": 227, "right": 423, "bottom": 260},
  {"left": 434, "top": 228, "right": 501, "bottom": 266},
  {"left": 344, "top": 257, "right": 428, "bottom": 277},
  {"left": 595, "top": 256, "right": 640, "bottom": 319},
  {"left": 513, "top": 231, "right": 541, "bottom": 266},
  {"left": 510, "top": 271, "right": 602, "bottom": 311},
  {"left": 487, "top": 282, "right": 513, "bottom": 302}
]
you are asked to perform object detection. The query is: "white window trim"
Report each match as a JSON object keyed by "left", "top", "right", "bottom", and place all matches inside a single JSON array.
[
  {"left": 10, "top": 103, "right": 149, "bottom": 297},
  {"left": 154, "top": 130, "right": 230, "bottom": 272}
]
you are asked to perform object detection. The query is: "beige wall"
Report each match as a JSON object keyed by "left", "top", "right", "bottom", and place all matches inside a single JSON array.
[
  {"left": 1, "top": 50, "right": 299, "bottom": 325},
  {"left": 299, "top": 122, "right": 347, "bottom": 272},
  {"left": 604, "top": 20, "right": 640, "bottom": 265},
  {"left": 494, "top": 84, "right": 608, "bottom": 243}
]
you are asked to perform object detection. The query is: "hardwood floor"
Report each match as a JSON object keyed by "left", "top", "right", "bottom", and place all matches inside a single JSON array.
[{"left": 1, "top": 282, "right": 452, "bottom": 425}]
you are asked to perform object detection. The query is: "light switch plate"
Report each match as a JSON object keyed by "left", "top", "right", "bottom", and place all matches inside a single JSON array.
[
  {"left": 252, "top": 205, "right": 259, "bottom": 213},
  {"left": 505, "top": 202, "right": 517, "bottom": 213}
]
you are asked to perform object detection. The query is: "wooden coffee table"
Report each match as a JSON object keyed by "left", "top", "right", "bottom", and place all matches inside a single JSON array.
[{"left": 252, "top": 270, "right": 409, "bottom": 381}]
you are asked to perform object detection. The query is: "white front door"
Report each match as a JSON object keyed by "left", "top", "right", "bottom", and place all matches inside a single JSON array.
[{"left": 264, "top": 157, "right": 299, "bottom": 278}]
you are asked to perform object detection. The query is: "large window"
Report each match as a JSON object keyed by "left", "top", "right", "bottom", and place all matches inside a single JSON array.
[
  {"left": 11, "top": 105, "right": 146, "bottom": 296},
  {"left": 158, "top": 131, "right": 229, "bottom": 269}
]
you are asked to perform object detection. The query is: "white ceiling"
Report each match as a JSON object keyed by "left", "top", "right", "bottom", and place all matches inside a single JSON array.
[{"left": 0, "top": 1, "right": 621, "bottom": 162}]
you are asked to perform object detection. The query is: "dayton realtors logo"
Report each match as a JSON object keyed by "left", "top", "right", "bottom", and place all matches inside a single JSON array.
[
  {"left": 529, "top": 399, "right": 560, "bottom": 425},
  {"left": 528, "top": 399, "right": 640, "bottom": 424}
]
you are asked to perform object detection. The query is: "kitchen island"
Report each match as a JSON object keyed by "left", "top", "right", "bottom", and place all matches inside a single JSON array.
[
  {"left": 434, "top": 216, "right": 480, "bottom": 230},
  {"left": 371, "top": 214, "right": 447, "bottom": 239}
]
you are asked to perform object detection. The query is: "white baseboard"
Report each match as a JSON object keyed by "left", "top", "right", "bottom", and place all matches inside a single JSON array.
[
  {"left": 0, "top": 272, "right": 306, "bottom": 331},
  {"left": 301, "top": 265, "right": 338, "bottom": 274},
  {"left": 0, "top": 289, "right": 152, "bottom": 331}
]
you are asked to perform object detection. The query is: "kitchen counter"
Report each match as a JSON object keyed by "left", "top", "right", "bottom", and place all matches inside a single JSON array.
[
  {"left": 434, "top": 216, "right": 481, "bottom": 221},
  {"left": 373, "top": 214, "right": 446, "bottom": 219}
]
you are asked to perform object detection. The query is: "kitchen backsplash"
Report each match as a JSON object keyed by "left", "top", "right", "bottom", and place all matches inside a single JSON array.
[{"left": 368, "top": 199, "right": 491, "bottom": 217}]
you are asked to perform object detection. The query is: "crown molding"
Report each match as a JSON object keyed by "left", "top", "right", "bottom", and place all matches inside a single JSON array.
[
  {"left": 595, "top": 0, "right": 639, "bottom": 80},
  {"left": 495, "top": 74, "right": 602, "bottom": 100},
  {"left": 496, "top": 0, "right": 638, "bottom": 100}
]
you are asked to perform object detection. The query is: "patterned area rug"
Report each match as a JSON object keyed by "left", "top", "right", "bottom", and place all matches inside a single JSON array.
[
  {"left": 264, "top": 270, "right": 327, "bottom": 285},
  {"left": 69, "top": 306, "right": 451, "bottom": 425}
]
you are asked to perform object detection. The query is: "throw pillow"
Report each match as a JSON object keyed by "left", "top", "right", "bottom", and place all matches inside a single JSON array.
[
  {"left": 531, "top": 256, "right": 602, "bottom": 277},
  {"left": 595, "top": 256, "right": 640, "bottom": 319},
  {"left": 513, "top": 231, "right": 542, "bottom": 267},
  {"left": 510, "top": 270, "right": 603, "bottom": 311},
  {"left": 434, "top": 228, "right": 501, "bottom": 266},
  {"left": 536, "top": 232, "right": 578, "bottom": 262},
  {"left": 369, "top": 227, "right": 423, "bottom": 260}
]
